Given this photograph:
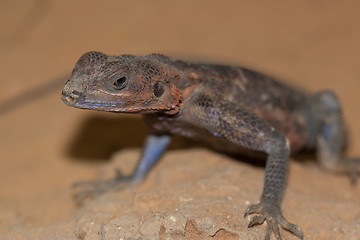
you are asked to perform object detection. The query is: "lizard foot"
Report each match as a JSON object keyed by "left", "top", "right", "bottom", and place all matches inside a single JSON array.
[
  {"left": 72, "top": 169, "right": 133, "bottom": 203},
  {"left": 342, "top": 157, "right": 360, "bottom": 184},
  {"left": 244, "top": 201, "right": 303, "bottom": 240}
]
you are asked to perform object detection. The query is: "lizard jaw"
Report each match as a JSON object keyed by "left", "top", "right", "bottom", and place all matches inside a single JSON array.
[
  {"left": 62, "top": 89, "right": 173, "bottom": 113},
  {"left": 62, "top": 90, "right": 127, "bottom": 112}
]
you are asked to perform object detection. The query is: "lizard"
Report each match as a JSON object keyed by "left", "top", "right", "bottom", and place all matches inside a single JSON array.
[{"left": 62, "top": 51, "right": 360, "bottom": 240}]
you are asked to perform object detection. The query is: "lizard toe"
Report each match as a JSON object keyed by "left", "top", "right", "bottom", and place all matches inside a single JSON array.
[
  {"left": 265, "top": 218, "right": 281, "bottom": 240},
  {"left": 72, "top": 169, "right": 134, "bottom": 203},
  {"left": 244, "top": 202, "right": 262, "bottom": 217},
  {"left": 245, "top": 201, "right": 303, "bottom": 240},
  {"left": 247, "top": 215, "right": 265, "bottom": 228},
  {"left": 278, "top": 216, "right": 304, "bottom": 239}
]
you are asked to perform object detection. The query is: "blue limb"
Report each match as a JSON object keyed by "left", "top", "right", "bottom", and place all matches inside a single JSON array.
[
  {"left": 131, "top": 134, "right": 171, "bottom": 182},
  {"left": 72, "top": 134, "right": 171, "bottom": 201}
]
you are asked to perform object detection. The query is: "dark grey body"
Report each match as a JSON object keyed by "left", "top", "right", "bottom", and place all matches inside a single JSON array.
[{"left": 62, "top": 52, "right": 360, "bottom": 240}]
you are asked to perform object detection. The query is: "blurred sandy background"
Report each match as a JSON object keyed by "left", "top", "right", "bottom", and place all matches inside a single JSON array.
[{"left": 1, "top": 1, "right": 360, "bottom": 239}]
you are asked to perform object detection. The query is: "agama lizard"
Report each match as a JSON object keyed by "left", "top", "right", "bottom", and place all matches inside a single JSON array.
[{"left": 62, "top": 51, "right": 360, "bottom": 240}]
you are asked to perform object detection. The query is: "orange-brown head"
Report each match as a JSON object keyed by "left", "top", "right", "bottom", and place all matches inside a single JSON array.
[{"left": 62, "top": 51, "right": 182, "bottom": 113}]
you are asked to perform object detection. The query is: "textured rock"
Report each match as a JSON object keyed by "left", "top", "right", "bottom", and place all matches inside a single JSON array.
[{"left": 3, "top": 150, "right": 360, "bottom": 239}]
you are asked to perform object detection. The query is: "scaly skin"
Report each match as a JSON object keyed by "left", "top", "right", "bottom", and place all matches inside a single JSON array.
[{"left": 62, "top": 51, "right": 360, "bottom": 240}]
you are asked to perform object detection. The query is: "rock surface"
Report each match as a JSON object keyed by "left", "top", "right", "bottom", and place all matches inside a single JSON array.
[{"left": 2, "top": 148, "right": 360, "bottom": 239}]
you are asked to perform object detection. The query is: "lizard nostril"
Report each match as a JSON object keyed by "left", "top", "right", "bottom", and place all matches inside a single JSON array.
[{"left": 65, "top": 96, "right": 74, "bottom": 103}]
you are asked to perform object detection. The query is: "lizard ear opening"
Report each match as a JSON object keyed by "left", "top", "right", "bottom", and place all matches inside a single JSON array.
[{"left": 154, "top": 81, "right": 165, "bottom": 97}]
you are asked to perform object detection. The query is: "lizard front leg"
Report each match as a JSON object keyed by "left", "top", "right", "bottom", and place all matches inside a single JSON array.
[
  {"left": 73, "top": 133, "right": 171, "bottom": 200},
  {"left": 182, "top": 93, "right": 303, "bottom": 240}
]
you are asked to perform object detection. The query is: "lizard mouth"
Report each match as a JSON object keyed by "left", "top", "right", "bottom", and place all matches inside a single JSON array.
[
  {"left": 61, "top": 89, "right": 173, "bottom": 113},
  {"left": 61, "top": 89, "right": 140, "bottom": 112}
]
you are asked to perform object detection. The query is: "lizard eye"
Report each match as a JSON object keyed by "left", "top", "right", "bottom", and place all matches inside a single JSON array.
[
  {"left": 112, "top": 76, "right": 128, "bottom": 90},
  {"left": 154, "top": 81, "right": 165, "bottom": 97}
]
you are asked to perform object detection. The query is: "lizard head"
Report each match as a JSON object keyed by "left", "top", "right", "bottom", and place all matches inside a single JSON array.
[{"left": 62, "top": 51, "right": 182, "bottom": 114}]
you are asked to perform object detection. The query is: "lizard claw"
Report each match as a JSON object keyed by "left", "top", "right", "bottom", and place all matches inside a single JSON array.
[
  {"left": 247, "top": 215, "right": 265, "bottom": 228},
  {"left": 244, "top": 201, "right": 303, "bottom": 240},
  {"left": 72, "top": 168, "right": 133, "bottom": 203}
]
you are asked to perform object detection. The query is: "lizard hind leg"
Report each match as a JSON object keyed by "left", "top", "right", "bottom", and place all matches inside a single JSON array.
[{"left": 313, "top": 90, "right": 360, "bottom": 179}]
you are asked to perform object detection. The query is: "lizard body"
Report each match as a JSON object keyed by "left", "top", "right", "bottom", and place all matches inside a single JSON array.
[{"left": 62, "top": 52, "right": 360, "bottom": 240}]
